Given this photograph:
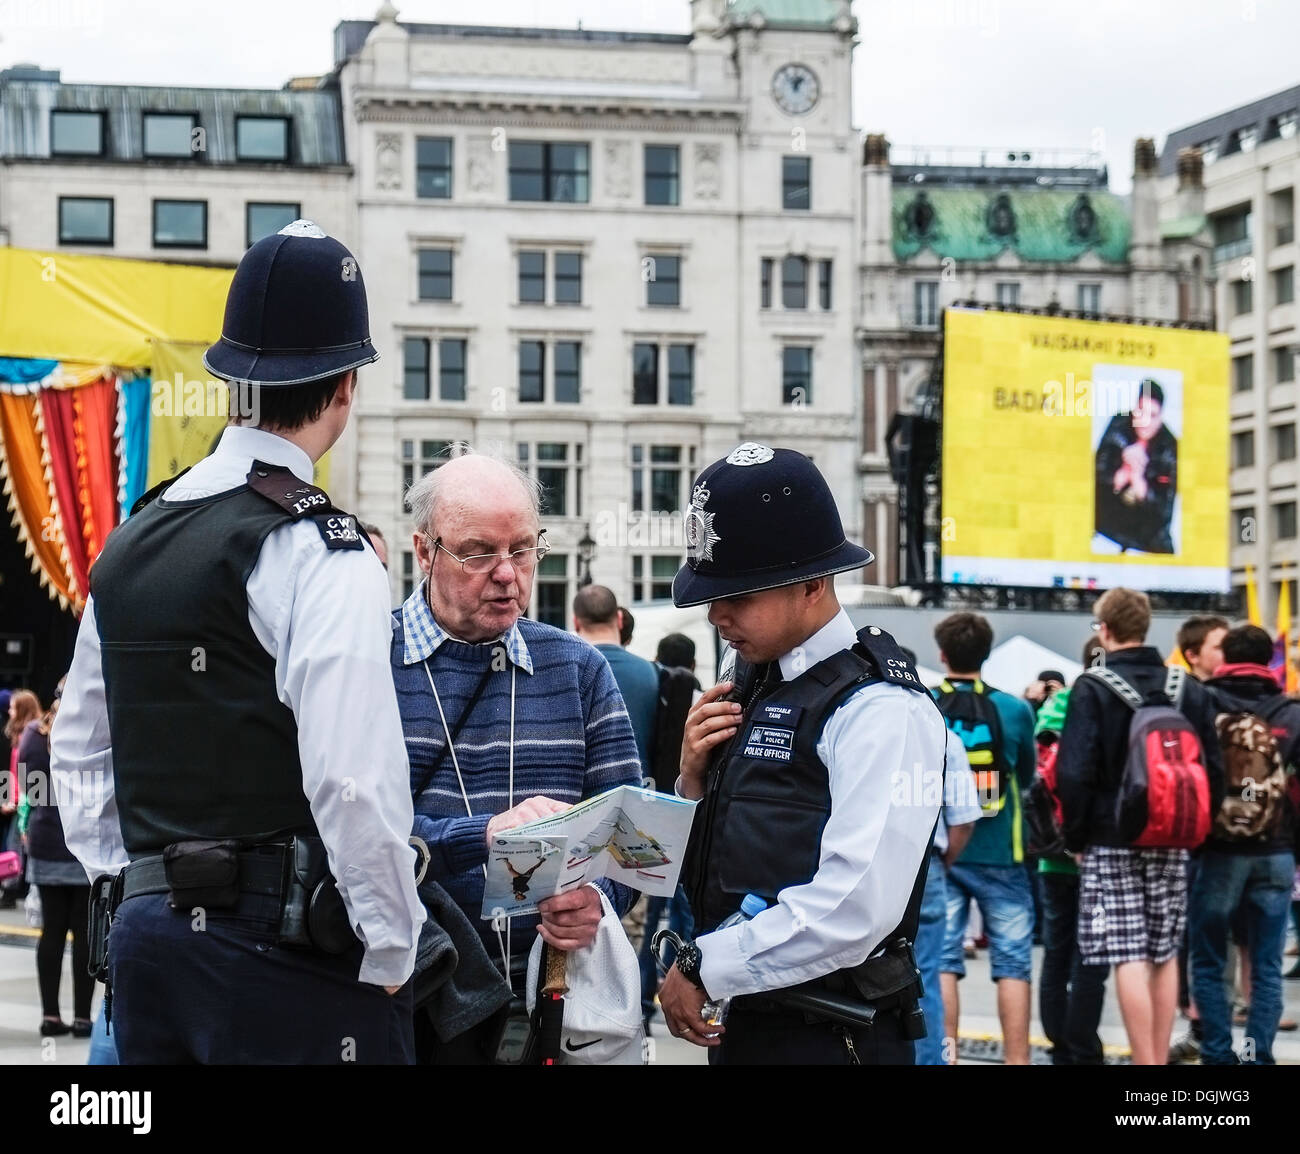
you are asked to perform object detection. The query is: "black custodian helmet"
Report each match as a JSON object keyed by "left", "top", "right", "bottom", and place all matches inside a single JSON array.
[
  {"left": 203, "top": 220, "right": 379, "bottom": 387},
  {"left": 672, "top": 443, "right": 874, "bottom": 609}
]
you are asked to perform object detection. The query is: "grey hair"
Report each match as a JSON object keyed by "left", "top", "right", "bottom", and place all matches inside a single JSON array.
[{"left": 405, "top": 441, "right": 543, "bottom": 535}]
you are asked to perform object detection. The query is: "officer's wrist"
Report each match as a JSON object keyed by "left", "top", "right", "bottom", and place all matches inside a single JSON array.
[{"left": 675, "top": 773, "right": 704, "bottom": 801}]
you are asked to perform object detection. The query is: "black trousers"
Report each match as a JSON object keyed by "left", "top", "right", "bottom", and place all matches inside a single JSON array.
[
  {"left": 1038, "top": 871, "right": 1108, "bottom": 1065},
  {"left": 108, "top": 892, "right": 414, "bottom": 1064},
  {"left": 710, "top": 1003, "right": 915, "bottom": 1065},
  {"left": 36, "top": 883, "right": 92, "bottom": 1021}
]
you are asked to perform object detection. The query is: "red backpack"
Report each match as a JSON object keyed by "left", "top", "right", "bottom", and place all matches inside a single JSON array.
[{"left": 1085, "top": 666, "right": 1212, "bottom": 849}]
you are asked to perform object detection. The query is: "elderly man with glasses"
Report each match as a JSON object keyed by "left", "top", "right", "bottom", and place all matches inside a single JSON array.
[{"left": 392, "top": 444, "right": 642, "bottom": 1062}]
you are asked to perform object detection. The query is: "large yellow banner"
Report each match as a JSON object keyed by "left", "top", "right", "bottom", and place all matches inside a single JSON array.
[{"left": 941, "top": 308, "right": 1230, "bottom": 593}]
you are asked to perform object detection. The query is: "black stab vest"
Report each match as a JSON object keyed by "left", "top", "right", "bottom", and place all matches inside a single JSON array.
[
  {"left": 686, "top": 628, "right": 938, "bottom": 959},
  {"left": 90, "top": 462, "right": 366, "bottom": 857}
]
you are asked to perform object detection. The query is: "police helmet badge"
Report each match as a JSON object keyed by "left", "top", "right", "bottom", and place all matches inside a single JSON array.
[
  {"left": 725, "top": 442, "right": 774, "bottom": 466},
  {"left": 684, "top": 483, "right": 721, "bottom": 565}
]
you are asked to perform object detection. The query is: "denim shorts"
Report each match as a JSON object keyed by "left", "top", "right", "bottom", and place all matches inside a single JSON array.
[{"left": 940, "top": 862, "right": 1035, "bottom": 983}]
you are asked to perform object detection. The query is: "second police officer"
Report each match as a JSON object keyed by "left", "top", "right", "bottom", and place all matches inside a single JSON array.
[
  {"left": 52, "top": 221, "right": 425, "bottom": 1063},
  {"left": 656, "top": 444, "right": 946, "bottom": 1064}
]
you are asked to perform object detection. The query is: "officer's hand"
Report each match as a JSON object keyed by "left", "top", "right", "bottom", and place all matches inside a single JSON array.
[
  {"left": 658, "top": 963, "right": 723, "bottom": 1048},
  {"left": 537, "top": 885, "right": 602, "bottom": 951},
  {"left": 384, "top": 985, "right": 401, "bottom": 995},
  {"left": 679, "top": 682, "right": 743, "bottom": 794},
  {"left": 485, "top": 796, "right": 571, "bottom": 843}
]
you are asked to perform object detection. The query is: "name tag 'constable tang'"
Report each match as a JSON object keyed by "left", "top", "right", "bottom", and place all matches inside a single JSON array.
[
  {"left": 657, "top": 443, "right": 946, "bottom": 1065},
  {"left": 51, "top": 220, "right": 425, "bottom": 1064}
]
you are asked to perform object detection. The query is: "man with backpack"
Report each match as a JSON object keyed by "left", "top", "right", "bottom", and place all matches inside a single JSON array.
[
  {"left": 1056, "top": 587, "right": 1224, "bottom": 1065},
  {"left": 933, "top": 613, "right": 1037, "bottom": 1064},
  {"left": 1198, "top": 624, "right": 1299, "bottom": 1064}
]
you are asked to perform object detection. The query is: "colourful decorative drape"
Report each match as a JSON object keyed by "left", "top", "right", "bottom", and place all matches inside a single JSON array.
[
  {"left": 39, "top": 376, "right": 120, "bottom": 601},
  {"left": 0, "top": 388, "right": 77, "bottom": 609}
]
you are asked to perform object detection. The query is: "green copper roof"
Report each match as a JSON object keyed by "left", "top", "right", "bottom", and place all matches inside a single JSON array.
[
  {"left": 1160, "top": 214, "right": 1207, "bottom": 240},
  {"left": 726, "top": 0, "right": 842, "bottom": 26},
  {"left": 892, "top": 187, "right": 1131, "bottom": 264}
]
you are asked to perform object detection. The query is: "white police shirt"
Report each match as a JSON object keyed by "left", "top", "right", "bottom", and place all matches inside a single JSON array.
[
  {"left": 51, "top": 425, "right": 425, "bottom": 987},
  {"left": 697, "top": 609, "right": 946, "bottom": 1001}
]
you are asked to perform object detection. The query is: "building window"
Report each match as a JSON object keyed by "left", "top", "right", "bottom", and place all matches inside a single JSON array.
[
  {"left": 782, "top": 156, "right": 810, "bottom": 211},
  {"left": 1232, "top": 430, "right": 1255, "bottom": 468},
  {"left": 401, "top": 439, "right": 454, "bottom": 493},
  {"left": 632, "top": 343, "right": 693, "bottom": 405},
  {"left": 508, "top": 142, "right": 589, "bottom": 203},
  {"left": 553, "top": 252, "right": 583, "bottom": 305},
  {"left": 995, "top": 282, "right": 1021, "bottom": 308},
  {"left": 418, "top": 248, "right": 454, "bottom": 301},
  {"left": 631, "top": 445, "right": 695, "bottom": 514},
  {"left": 782, "top": 346, "right": 813, "bottom": 406},
  {"left": 519, "top": 442, "right": 582, "bottom": 518},
  {"left": 246, "top": 202, "right": 300, "bottom": 247},
  {"left": 534, "top": 553, "right": 570, "bottom": 628},
  {"left": 1077, "top": 283, "right": 1102, "bottom": 314},
  {"left": 915, "top": 281, "right": 939, "bottom": 327},
  {"left": 235, "top": 116, "right": 289, "bottom": 162},
  {"left": 668, "top": 345, "right": 694, "bottom": 406},
  {"left": 1232, "top": 278, "right": 1253, "bottom": 316},
  {"left": 402, "top": 338, "right": 466, "bottom": 402},
  {"left": 644, "top": 145, "right": 680, "bottom": 206},
  {"left": 51, "top": 110, "right": 103, "bottom": 156},
  {"left": 1274, "top": 189, "right": 1295, "bottom": 246},
  {"left": 152, "top": 200, "right": 207, "bottom": 248},
  {"left": 1278, "top": 346, "right": 1297, "bottom": 385},
  {"left": 439, "top": 339, "right": 466, "bottom": 401},
  {"left": 818, "top": 260, "right": 833, "bottom": 310},
  {"left": 416, "top": 137, "right": 453, "bottom": 199},
  {"left": 1233, "top": 354, "right": 1254, "bottom": 393},
  {"left": 401, "top": 550, "right": 416, "bottom": 601},
  {"left": 1274, "top": 266, "right": 1295, "bottom": 307},
  {"left": 143, "top": 112, "right": 196, "bottom": 158},
  {"left": 1236, "top": 507, "right": 1256, "bottom": 545},
  {"left": 1274, "top": 501, "right": 1297, "bottom": 541},
  {"left": 631, "top": 555, "right": 679, "bottom": 602},
  {"left": 58, "top": 197, "right": 113, "bottom": 245},
  {"left": 518, "top": 251, "right": 547, "bottom": 303},
  {"left": 761, "top": 258, "right": 773, "bottom": 309},
  {"left": 633, "top": 344, "right": 658, "bottom": 405},
  {"left": 519, "top": 341, "right": 545, "bottom": 403},
  {"left": 646, "top": 255, "right": 681, "bottom": 307},
  {"left": 1273, "top": 424, "right": 1297, "bottom": 462},
  {"left": 782, "top": 256, "right": 808, "bottom": 309},
  {"left": 1213, "top": 208, "right": 1252, "bottom": 264},
  {"left": 555, "top": 341, "right": 581, "bottom": 404}
]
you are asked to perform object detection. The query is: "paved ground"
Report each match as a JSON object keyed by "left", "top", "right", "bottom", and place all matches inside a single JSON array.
[
  {"left": 643, "top": 936, "right": 1300, "bottom": 1066},
  {"left": 0, "top": 902, "right": 1293, "bottom": 1065}
]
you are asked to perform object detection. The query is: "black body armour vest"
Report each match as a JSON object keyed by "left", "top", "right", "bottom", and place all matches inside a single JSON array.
[
  {"left": 685, "top": 627, "right": 939, "bottom": 985},
  {"left": 90, "top": 461, "right": 367, "bottom": 858}
]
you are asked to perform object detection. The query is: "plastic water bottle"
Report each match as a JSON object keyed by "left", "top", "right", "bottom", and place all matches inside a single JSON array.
[{"left": 701, "top": 893, "right": 768, "bottom": 1028}]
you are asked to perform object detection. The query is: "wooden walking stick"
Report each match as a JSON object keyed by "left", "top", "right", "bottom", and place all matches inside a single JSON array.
[{"left": 537, "top": 944, "right": 568, "bottom": 1065}]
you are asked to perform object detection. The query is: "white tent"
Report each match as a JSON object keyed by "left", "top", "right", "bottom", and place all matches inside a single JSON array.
[{"left": 980, "top": 635, "right": 1083, "bottom": 698}]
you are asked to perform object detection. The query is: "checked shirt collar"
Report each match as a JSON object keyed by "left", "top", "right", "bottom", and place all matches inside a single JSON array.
[{"left": 399, "top": 579, "right": 534, "bottom": 675}]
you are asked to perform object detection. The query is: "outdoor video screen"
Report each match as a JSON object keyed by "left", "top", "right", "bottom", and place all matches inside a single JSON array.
[{"left": 940, "top": 307, "right": 1230, "bottom": 594}]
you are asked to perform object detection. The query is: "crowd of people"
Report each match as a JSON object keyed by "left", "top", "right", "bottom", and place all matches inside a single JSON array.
[{"left": 922, "top": 597, "right": 1300, "bottom": 1066}]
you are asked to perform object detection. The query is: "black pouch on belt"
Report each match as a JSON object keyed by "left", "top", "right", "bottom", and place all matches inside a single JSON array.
[
  {"left": 278, "top": 835, "right": 355, "bottom": 954},
  {"left": 162, "top": 839, "right": 240, "bottom": 910},
  {"left": 87, "top": 872, "right": 120, "bottom": 982}
]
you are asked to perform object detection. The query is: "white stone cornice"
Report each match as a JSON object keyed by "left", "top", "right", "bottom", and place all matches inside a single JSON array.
[{"left": 352, "top": 92, "right": 745, "bottom": 130}]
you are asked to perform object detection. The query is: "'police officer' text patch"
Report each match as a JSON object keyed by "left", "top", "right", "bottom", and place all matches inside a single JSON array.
[{"left": 742, "top": 725, "right": 795, "bottom": 762}]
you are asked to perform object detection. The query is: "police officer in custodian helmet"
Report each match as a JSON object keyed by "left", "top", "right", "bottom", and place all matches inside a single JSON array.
[
  {"left": 52, "top": 221, "right": 425, "bottom": 1063},
  {"left": 656, "top": 443, "right": 946, "bottom": 1064}
]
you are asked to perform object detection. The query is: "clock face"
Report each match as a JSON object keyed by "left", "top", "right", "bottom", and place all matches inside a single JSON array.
[{"left": 772, "top": 64, "right": 820, "bottom": 115}]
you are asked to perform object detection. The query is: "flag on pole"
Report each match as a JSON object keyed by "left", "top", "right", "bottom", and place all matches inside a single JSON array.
[
  {"left": 1272, "top": 571, "right": 1297, "bottom": 693},
  {"left": 1245, "top": 563, "right": 1262, "bottom": 627}
]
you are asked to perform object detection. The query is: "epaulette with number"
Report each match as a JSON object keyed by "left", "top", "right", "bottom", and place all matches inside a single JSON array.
[
  {"left": 246, "top": 460, "right": 364, "bottom": 551},
  {"left": 852, "top": 625, "right": 927, "bottom": 693}
]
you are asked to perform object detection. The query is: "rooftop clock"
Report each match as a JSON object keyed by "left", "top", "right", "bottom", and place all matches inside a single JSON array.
[{"left": 772, "top": 63, "right": 819, "bottom": 115}]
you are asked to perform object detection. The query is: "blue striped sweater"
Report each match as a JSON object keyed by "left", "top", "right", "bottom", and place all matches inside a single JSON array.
[{"left": 391, "top": 598, "right": 641, "bottom": 959}]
